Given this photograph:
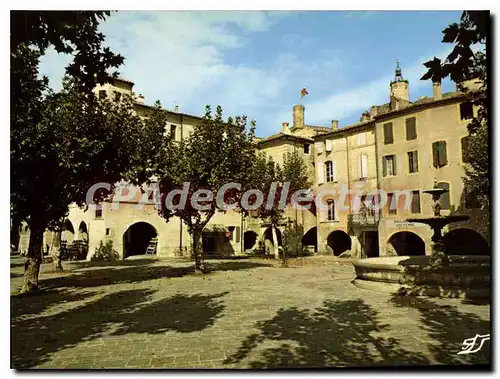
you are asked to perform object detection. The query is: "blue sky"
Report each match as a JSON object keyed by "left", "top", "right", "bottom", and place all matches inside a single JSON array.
[{"left": 39, "top": 10, "right": 463, "bottom": 137}]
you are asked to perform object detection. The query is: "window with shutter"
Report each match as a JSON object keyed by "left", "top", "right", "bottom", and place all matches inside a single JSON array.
[
  {"left": 383, "top": 155, "right": 396, "bottom": 176},
  {"left": 360, "top": 154, "right": 368, "bottom": 179},
  {"left": 327, "top": 200, "right": 335, "bottom": 221},
  {"left": 436, "top": 182, "right": 450, "bottom": 209},
  {"left": 315, "top": 142, "right": 324, "bottom": 154},
  {"left": 460, "top": 102, "right": 474, "bottom": 120},
  {"left": 325, "top": 140, "right": 332, "bottom": 152},
  {"left": 408, "top": 151, "right": 418, "bottom": 173},
  {"left": 461, "top": 136, "right": 470, "bottom": 163},
  {"left": 411, "top": 191, "right": 420, "bottom": 213},
  {"left": 405, "top": 117, "right": 417, "bottom": 140},
  {"left": 325, "top": 161, "right": 334, "bottom": 182},
  {"left": 357, "top": 132, "right": 366, "bottom": 146},
  {"left": 383, "top": 123, "right": 394, "bottom": 144},
  {"left": 438, "top": 141, "right": 448, "bottom": 166},
  {"left": 432, "top": 141, "right": 440, "bottom": 167}
]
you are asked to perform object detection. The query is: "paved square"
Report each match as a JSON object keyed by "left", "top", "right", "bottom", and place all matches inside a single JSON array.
[{"left": 11, "top": 255, "right": 490, "bottom": 369}]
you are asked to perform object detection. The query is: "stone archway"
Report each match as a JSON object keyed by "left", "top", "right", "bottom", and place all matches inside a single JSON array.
[
  {"left": 78, "top": 221, "right": 88, "bottom": 242},
  {"left": 62, "top": 219, "right": 75, "bottom": 244},
  {"left": 327, "top": 230, "right": 352, "bottom": 256},
  {"left": 443, "top": 228, "right": 489, "bottom": 255},
  {"left": 263, "top": 226, "right": 283, "bottom": 246},
  {"left": 243, "top": 231, "right": 258, "bottom": 251},
  {"left": 302, "top": 226, "right": 317, "bottom": 253},
  {"left": 387, "top": 231, "right": 425, "bottom": 256},
  {"left": 123, "top": 222, "right": 158, "bottom": 258}
]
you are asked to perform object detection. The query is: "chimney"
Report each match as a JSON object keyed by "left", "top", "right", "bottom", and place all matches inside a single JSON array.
[
  {"left": 369, "top": 106, "right": 378, "bottom": 118},
  {"left": 331, "top": 120, "right": 339, "bottom": 130},
  {"left": 360, "top": 111, "right": 371, "bottom": 122},
  {"left": 173, "top": 105, "right": 179, "bottom": 112},
  {"left": 433, "top": 80, "right": 442, "bottom": 100},
  {"left": 136, "top": 94, "right": 145, "bottom": 104},
  {"left": 282, "top": 122, "right": 291, "bottom": 134},
  {"left": 293, "top": 105, "right": 305, "bottom": 129}
]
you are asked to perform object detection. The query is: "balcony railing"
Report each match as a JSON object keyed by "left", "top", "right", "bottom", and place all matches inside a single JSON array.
[{"left": 348, "top": 212, "right": 380, "bottom": 227}]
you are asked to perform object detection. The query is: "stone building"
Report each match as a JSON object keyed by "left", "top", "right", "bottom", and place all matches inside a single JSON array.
[{"left": 17, "top": 64, "right": 489, "bottom": 259}]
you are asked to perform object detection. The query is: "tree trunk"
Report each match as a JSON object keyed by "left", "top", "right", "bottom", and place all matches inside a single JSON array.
[
  {"left": 21, "top": 223, "right": 45, "bottom": 294},
  {"left": 50, "top": 229, "right": 64, "bottom": 271},
  {"left": 271, "top": 226, "right": 279, "bottom": 258},
  {"left": 192, "top": 228, "right": 206, "bottom": 273}
]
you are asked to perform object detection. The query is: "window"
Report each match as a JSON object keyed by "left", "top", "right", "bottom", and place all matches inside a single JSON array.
[
  {"left": 304, "top": 144, "right": 310, "bottom": 154},
  {"left": 383, "top": 123, "right": 394, "bottom": 144},
  {"left": 387, "top": 193, "right": 397, "bottom": 215},
  {"left": 95, "top": 205, "right": 103, "bottom": 219},
  {"left": 113, "top": 91, "right": 121, "bottom": 102},
  {"left": 408, "top": 151, "right": 419, "bottom": 173},
  {"left": 99, "top": 90, "right": 107, "bottom": 99},
  {"left": 357, "top": 132, "right": 366, "bottom": 145},
  {"left": 325, "top": 161, "right": 336, "bottom": 182},
  {"left": 436, "top": 182, "right": 450, "bottom": 210},
  {"left": 405, "top": 117, "right": 417, "bottom": 140},
  {"left": 327, "top": 200, "right": 335, "bottom": 221},
  {"left": 383, "top": 155, "right": 396, "bottom": 176},
  {"left": 359, "top": 154, "right": 368, "bottom": 179},
  {"left": 461, "top": 136, "right": 470, "bottom": 163},
  {"left": 460, "top": 102, "right": 474, "bottom": 120},
  {"left": 170, "top": 124, "right": 177, "bottom": 140},
  {"left": 325, "top": 140, "right": 333, "bottom": 152},
  {"left": 315, "top": 142, "right": 324, "bottom": 154},
  {"left": 432, "top": 141, "right": 448, "bottom": 168},
  {"left": 411, "top": 191, "right": 421, "bottom": 213},
  {"left": 106, "top": 228, "right": 110, "bottom": 236}
]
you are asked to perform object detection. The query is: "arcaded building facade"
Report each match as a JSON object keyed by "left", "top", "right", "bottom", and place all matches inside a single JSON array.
[{"left": 18, "top": 65, "right": 490, "bottom": 259}]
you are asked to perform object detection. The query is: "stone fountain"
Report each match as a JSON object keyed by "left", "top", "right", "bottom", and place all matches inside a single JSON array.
[
  {"left": 406, "top": 182, "right": 469, "bottom": 266},
  {"left": 352, "top": 182, "right": 490, "bottom": 298}
]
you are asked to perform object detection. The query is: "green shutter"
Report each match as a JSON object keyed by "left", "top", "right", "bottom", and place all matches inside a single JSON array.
[
  {"left": 406, "top": 118, "right": 417, "bottom": 140},
  {"left": 384, "top": 123, "right": 393, "bottom": 144},
  {"left": 393, "top": 155, "right": 397, "bottom": 175},
  {"left": 461, "top": 137, "right": 470, "bottom": 163},
  {"left": 432, "top": 142, "right": 439, "bottom": 167},
  {"left": 414, "top": 151, "right": 419, "bottom": 172},
  {"left": 383, "top": 156, "right": 387, "bottom": 177},
  {"left": 439, "top": 141, "right": 448, "bottom": 166}
]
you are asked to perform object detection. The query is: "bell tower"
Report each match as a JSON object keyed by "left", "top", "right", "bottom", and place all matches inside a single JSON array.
[{"left": 390, "top": 59, "right": 409, "bottom": 102}]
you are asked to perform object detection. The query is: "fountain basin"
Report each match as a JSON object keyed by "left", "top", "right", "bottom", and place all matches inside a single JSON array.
[{"left": 353, "top": 255, "right": 490, "bottom": 298}]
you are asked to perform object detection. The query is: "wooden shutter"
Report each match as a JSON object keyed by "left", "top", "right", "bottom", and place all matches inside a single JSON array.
[
  {"left": 317, "top": 161, "right": 324, "bottom": 184},
  {"left": 406, "top": 117, "right": 417, "bottom": 140},
  {"left": 332, "top": 161, "right": 337, "bottom": 182},
  {"left": 392, "top": 155, "right": 397, "bottom": 175},
  {"left": 461, "top": 137, "right": 470, "bottom": 163},
  {"left": 439, "top": 141, "right": 448, "bottom": 166},
  {"left": 360, "top": 154, "right": 368, "bottom": 178},
  {"left": 235, "top": 226, "right": 240, "bottom": 243},
  {"left": 315, "top": 142, "right": 324, "bottom": 154},
  {"left": 384, "top": 123, "right": 393, "bottom": 144},
  {"left": 437, "top": 182, "right": 450, "bottom": 209},
  {"left": 432, "top": 142, "right": 439, "bottom": 167},
  {"left": 383, "top": 156, "right": 387, "bottom": 177},
  {"left": 411, "top": 191, "right": 420, "bottom": 213},
  {"left": 325, "top": 140, "right": 332, "bottom": 152}
]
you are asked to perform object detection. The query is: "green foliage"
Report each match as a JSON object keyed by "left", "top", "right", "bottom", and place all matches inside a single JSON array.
[
  {"left": 91, "top": 240, "right": 119, "bottom": 261},
  {"left": 421, "top": 11, "right": 489, "bottom": 210},
  {"left": 282, "top": 221, "right": 308, "bottom": 259},
  {"left": 157, "top": 105, "right": 257, "bottom": 271}
]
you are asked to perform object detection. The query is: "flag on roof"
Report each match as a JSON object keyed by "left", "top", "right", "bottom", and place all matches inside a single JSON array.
[{"left": 300, "top": 88, "right": 308, "bottom": 98}]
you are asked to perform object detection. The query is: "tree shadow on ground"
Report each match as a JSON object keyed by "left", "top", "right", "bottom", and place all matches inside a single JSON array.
[
  {"left": 389, "top": 295, "right": 490, "bottom": 366},
  {"left": 112, "top": 291, "right": 228, "bottom": 335},
  {"left": 69, "top": 258, "right": 159, "bottom": 269},
  {"left": 11, "top": 288, "right": 228, "bottom": 368},
  {"left": 204, "top": 261, "right": 273, "bottom": 272},
  {"left": 224, "top": 299, "right": 430, "bottom": 368},
  {"left": 11, "top": 288, "right": 97, "bottom": 320},
  {"left": 36, "top": 261, "right": 273, "bottom": 290}
]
